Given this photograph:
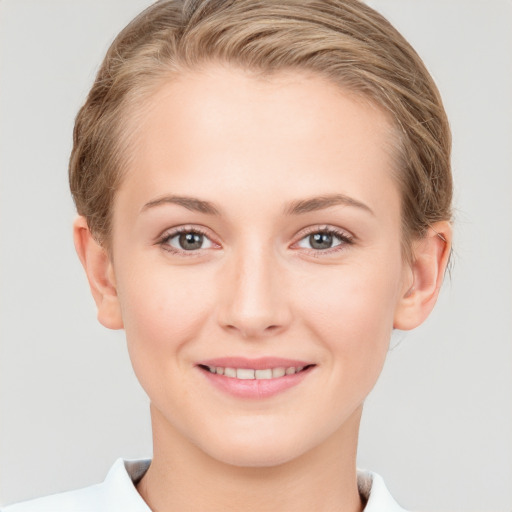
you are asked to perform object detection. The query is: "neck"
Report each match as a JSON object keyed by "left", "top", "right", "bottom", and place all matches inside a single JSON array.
[{"left": 137, "top": 404, "right": 364, "bottom": 512}]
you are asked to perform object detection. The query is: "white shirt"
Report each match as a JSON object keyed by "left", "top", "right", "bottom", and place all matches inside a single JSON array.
[{"left": 2, "top": 459, "right": 408, "bottom": 511}]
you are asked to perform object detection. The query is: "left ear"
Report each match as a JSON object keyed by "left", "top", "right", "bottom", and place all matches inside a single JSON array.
[{"left": 394, "top": 221, "right": 452, "bottom": 330}]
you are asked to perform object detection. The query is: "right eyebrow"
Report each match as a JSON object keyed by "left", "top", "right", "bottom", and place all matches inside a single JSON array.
[{"left": 140, "top": 195, "right": 221, "bottom": 215}]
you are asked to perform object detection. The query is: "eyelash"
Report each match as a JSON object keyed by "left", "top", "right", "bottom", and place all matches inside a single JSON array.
[
  {"left": 295, "top": 226, "right": 354, "bottom": 256},
  {"left": 156, "top": 225, "right": 354, "bottom": 257},
  {"left": 157, "top": 226, "right": 214, "bottom": 257}
]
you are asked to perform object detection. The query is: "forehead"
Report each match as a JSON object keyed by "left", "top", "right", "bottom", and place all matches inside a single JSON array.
[
  {"left": 137, "top": 65, "right": 395, "bottom": 154},
  {"left": 117, "top": 65, "right": 401, "bottom": 221}
]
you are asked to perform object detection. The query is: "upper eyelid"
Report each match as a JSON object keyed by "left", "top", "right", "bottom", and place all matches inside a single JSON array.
[
  {"left": 294, "top": 225, "right": 354, "bottom": 241},
  {"left": 159, "top": 225, "right": 214, "bottom": 240}
]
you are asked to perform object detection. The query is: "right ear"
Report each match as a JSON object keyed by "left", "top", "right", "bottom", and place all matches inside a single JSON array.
[{"left": 73, "top": 216, "right": 123, "bottom": 330}]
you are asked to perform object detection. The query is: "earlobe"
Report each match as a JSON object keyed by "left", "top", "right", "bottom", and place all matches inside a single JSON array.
[
  {"left": 393, "top": 221, "right": 452, "bottom": 330},
  {"left": 73, "top": 216, "right": 124, "bottom": 330}
]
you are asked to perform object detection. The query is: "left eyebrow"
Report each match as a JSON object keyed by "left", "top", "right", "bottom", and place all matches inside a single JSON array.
[{"left": 283, "top": 193, "right": 374, "bottom": 216}]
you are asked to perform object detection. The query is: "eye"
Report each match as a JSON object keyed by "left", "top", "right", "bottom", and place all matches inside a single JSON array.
[
  {"left": 295, "top": 228, "right": 353, "bottom": 251},
  {"left": 160, "top": 229, "right": 214, "bottom": 252}
]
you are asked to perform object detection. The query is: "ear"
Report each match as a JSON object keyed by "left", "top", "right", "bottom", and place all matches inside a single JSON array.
[
  {"left": 73, "top": 216, "right": 123, "bottom": 330},
  {"left": 393, "top": 221, "right": 452, "bottom": 330}
]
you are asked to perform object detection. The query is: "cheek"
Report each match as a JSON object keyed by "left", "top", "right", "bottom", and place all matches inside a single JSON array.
[
  {"left": 297, "top": 259, "right": 401, "bottom": 374},
  {"left": 116, "top": 261, "right": 216, "bottom": 372}
]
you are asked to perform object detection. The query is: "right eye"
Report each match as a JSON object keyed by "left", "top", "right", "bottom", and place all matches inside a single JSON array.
[{"left": 160, "top": 229, "right": 214, "bottom": 253}]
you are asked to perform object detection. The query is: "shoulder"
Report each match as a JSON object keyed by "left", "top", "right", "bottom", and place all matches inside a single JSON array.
[
  {"left": 358, "top": 470, "right": 410, "bottom": 512},
  {"left": 1, "top": 483, "right": 105, "bottom": 512},
  {"left": 1, "top": 459, "right": 151, "bottom": 512}
]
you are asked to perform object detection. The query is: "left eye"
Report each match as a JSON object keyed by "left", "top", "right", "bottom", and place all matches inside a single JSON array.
[
  {"left": 165, "top": 231, "right": 214, "bottom": 251},
  {"left": 296, "top": 231, "right": 346, "bottom": 250}
]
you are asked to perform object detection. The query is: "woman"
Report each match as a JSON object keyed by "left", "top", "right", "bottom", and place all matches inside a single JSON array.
[{"left": 3, "top": 0, "right": 452, "bottom": 510}]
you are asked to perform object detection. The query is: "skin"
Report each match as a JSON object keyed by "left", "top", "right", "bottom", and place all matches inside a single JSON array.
[{"left": 74, "top": 65, "right": 451, "bottom": 511}]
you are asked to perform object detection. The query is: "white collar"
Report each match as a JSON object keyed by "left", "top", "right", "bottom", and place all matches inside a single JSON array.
[
  {"left": 356, "top": 469, "right": 408, "bottom": 512},
  {"left": 114, "top": 458, "right": 408, "bottom": 512},
  {"left": 3, "top": 458, "right": 408, "bottom": 511}
]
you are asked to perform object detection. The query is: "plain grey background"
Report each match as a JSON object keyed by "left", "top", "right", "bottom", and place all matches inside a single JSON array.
[{"left": 1, "top": 1, "right": 511, "bottom": 510}]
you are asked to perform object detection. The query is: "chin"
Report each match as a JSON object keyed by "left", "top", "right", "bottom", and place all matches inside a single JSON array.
[
  {"left": 207, "top": 441, "right": 304, "bottom": 468},
  {"left": 197, "top": 423, "right": 316, "bottom": 469}
]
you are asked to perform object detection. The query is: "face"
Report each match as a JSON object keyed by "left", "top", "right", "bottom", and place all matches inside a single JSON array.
[{"left": 108, "top": 65, "right": 410, "bottom": 467}]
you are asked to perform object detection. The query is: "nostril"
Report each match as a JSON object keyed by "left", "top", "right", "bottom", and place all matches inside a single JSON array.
[{"left": 223, "top": 323, "right": 283, "bottom": 338}]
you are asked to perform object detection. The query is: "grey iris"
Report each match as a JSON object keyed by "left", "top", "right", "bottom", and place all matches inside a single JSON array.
[{"left": 310, "top": 232, "right": 333, "bottom": 250}]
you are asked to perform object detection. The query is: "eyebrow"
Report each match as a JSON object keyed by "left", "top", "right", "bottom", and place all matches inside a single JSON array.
[
  {"left": 141, "top": 193, "right": 374, "bottom": 217},
  {"left": 283, "top": 194, "right": 374, "bottom": 216},
  {"left": 141, "top": 195, "right": 221, "bottom": 215}
]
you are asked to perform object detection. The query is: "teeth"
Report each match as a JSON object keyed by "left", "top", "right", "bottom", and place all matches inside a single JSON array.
[
  {"left": 272, "top": 367, "right": 286, "bottom": 378},
  {"left": 255, "top": 369, "right": 272, "bottom": 379},
  {"left": 205, "top": 365, "right": 308, "bottom": 379},
  {"left": 237, "top": 368, "right": 255, "bottom": 380},
  {"left": 224, "top": 367, "right": 236, "bottom": 378}
]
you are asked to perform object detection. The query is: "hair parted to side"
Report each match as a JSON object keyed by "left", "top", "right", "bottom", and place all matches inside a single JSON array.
[{"left": 69, "top": 0, "right": 452, "bottom": 254}]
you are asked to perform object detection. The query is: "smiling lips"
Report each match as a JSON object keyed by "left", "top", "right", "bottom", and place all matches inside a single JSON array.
[
  {"left": 198, "top": 358, "right": 315, "bottom": 398},
  {"left": 203, "top": 365, "right": 307, "bottom": 379}
]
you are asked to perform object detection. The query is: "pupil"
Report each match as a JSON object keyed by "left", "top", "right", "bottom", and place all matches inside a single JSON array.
[
  {"left": 179, "top": 232, "right": 203, "bottom": 250},
  {"left": 310, "top": 232, "right": 332, "bottom": 250}
]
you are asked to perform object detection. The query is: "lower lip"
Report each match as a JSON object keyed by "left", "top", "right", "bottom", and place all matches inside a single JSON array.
[{"left": 199, "top": 367, "right": 313, "bottom": 399}]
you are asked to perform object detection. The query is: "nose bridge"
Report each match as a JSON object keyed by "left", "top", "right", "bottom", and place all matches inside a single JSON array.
[{"left": 218, "top": 236, "right": 290, "bottom": 338}]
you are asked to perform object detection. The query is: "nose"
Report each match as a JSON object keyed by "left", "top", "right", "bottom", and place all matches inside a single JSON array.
[{"left": 217, "top": 242, "right": 292, "bottom": 339}]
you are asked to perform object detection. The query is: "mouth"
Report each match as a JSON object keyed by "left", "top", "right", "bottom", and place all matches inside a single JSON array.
[
  {"left": 198, "top": 364, "right": 315, "bottom": 380},
  {"left": 196, "top": 358, "right": 316, "bottom": 399}
]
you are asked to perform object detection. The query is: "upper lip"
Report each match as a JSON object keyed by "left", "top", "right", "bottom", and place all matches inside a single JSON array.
[{"left": 197, "top": 357, "right": 314, "bottom": 370}]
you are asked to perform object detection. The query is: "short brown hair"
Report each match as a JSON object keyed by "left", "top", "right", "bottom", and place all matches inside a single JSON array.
[{"left": 69, "top": 0, "right": 452, "bottom": 253}]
